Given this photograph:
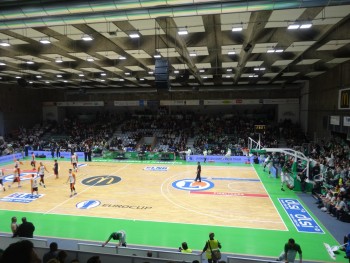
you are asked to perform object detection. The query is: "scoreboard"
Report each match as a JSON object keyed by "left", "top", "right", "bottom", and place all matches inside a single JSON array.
[{"left": 254, "top": 125, "right": 266, "bottom": 132}]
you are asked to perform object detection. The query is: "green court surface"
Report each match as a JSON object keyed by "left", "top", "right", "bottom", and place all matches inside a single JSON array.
[{"left": 0, "top": 160, "right": 347, "bottom": 263}]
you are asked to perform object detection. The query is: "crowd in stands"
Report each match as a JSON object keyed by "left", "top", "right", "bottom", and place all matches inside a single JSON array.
[{"left": 0, "top": 111, "right": 349, "bottom": 223}]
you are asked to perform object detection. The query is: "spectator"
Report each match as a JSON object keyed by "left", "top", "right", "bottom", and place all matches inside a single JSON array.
[
  {"left": 10, "top": 216, "right": 18, "bottom": 237},
  {"left": 57, "top": 250, "right": 67, "bottom": 263},
  {"left": 17, "top": 217, "right": 35, "bottom": 238},
  {"left": 277, "top": 238, "right": 302, "bottom": 263},
  {"left": 1, "top": 240, "right": 41, "bottom": 263},
  {"left": 87, "top": 256, "right": 101, "bottom": 263},
  {"left": 43, "top": 242, "right": 58, "bottom": 263},
  {"left": 179, "top": 242, "right": 192, "bottom": 253},
  {"left": 201, "top": 232, "right": 221, "bottom": 263}
]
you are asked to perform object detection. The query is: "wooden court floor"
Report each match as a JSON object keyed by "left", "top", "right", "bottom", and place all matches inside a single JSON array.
[{"left": 0, "top": 159, "right": 286, "bottom": 231}]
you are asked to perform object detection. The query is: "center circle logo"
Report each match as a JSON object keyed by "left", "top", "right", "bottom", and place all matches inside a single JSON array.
[
  {"left": 82, "top": 175, "right": 121, "bottom": 186},
  {"left": 76, "top": 200, "right": 101, "bottom": 209},
  {"left": 172, "top": 179, "right": 214, "bottom": 191}
]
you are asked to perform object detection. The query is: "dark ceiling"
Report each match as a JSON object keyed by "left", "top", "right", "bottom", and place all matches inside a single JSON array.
[{"left": 0, "top": 0, "right": 350, "bottom": 92}]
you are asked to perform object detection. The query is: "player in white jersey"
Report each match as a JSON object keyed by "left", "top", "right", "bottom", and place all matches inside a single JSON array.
[
  {"left": 66, "top": 168, "right": 77, "bottom": 197},
  {"left": 71, "top": 153, "right": 78, "bottom": 172},
  {"left": 37, "top": 162, "right": 49, "bottom": 188},
  {"left": 30, "top": 174, "right": 39, "bottom": 197},
  {"left": 0, "top": 168, "right": 6, "bottom": 191}
]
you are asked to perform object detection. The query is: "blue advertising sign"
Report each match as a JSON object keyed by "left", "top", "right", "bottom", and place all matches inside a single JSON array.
[
  {"left": 0, "top": 153, "right": 23, "bottom": 164},
  {"left": 186, "top": 155, "right": 252, "bottom": 164},
  {"left": 32, "top": 151, "right": 84, "bottom": 159},
  {"left": 0, "top": 192, "right": 44, "bottom": 203},
  {"left": 279, "top": 198, "right": 324, "bottom": 234}
]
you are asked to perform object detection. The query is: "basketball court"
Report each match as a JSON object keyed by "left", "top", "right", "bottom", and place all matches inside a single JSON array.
[{"left": 0, "top": 158, "right": 346, "bottom": 262}]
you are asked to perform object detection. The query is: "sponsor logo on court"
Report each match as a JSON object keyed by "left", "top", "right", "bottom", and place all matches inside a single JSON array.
[
  {"left": 102, "top": 204, "right": 152, "bottom": 209},
  {"left": 0, "top": 192, "right": 44, "bottom": 203},
  {"left": 76, "top": 200, "right": 101, "bottom": 209},
  {"left": 78, "top": 163, "right": 87, "bottom": 168},
  {"left": 144, "top": 166, "right": 169, "bottom": 171},
  {"left": 81, "top": 175, "right": 121, "bottom": 186},
  {"left": 172, "top": 179, "right": 214, "bottom": 191},
  {"left": 190, "top": 191, "right": 268, "bottom": 197},
  {"left": 279, "top": 198, "right": 324, "bottom": 234},
  {"left": 4, "top": 170, "right": 37, "bottom": 182}
]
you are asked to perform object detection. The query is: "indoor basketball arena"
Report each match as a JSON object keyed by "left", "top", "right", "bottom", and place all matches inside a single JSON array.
[{"left": 0, "top": 1, "right": 350, "bottom": 263}]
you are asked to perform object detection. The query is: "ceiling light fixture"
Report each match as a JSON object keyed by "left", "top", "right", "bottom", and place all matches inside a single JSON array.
[
  {"left": 228, "top": 51, "right": 236, "bottom": 55},
  {"left": 55, "top": 57, "right": 63, "bottom": 63},
  {"left": 189, "top": 51, "right": 197, "bottom": 57},
  {"left": 148, "top": 71, "right": 154, "bottom": 75},
  {"left": 199, "top": 69, "right": 205, "bottom": 73},
  {"left": 178, "top": 28, "right": 188, "bottom": 35},
  {"left": 82, "top": 34, "right": 93, "bottom": 41},
  {"left": 125, "top": 72, "right": 131, "bottom": 75},
  {"left": 232, "top": 26, "right": 243, "bottom": 32},
  {"left": 0, "top": 40, "right": 10, "bottom": 47},
  {"left": 15, "top": 76, "right": 21, "bottom": 79},
  {"left": 174, "top": 70, "right": 179, "bottom": 74},
  {"left": 287, "top": 24, "right": 300, "bottom": 30},
  {"left": 153, "top": 52, "right": 161, "bottom": 58},
  {"left": 118, "top": 56, "right": 126, "bottom": 60},
  {"left": 87, "top": 57, "right": 94, "bottom": 62},
  {"left": 226, "top": 68, "right": 233, "bottom": 72},
  {"left": 129, "top": 32, "right": 140, "bottom": 39},
  {"left": 26, "top": 60, "right": 35, "bottom": 64},
  {"left": 78, "top": 73, "right": 84, "bottom": 77},
  {"left": 300, "top": 23, "right": 312, "bottom": 29},
  {"left": 275, "top": 49, "right": 284, "bottom": 53},
  {"left": 39, "top": 38, "right": 51, "bottom": 44},
  {"left": 254, "top": 67, "right": 266, "bottom": 71},
  {"left": 57, "top": 74, "right": 62, "bottom": 78},
  {"left": 36, "top": 75, "right": 42, "bottom": 79},
  {"left": 0, "top": 62, "right": 6, "bottom": 66},
  {"left": 101, "top": 73, "right": 106, "bottom": 76},
  {"left": 267, "top": 49, "right": 275, "bottom": 53}
]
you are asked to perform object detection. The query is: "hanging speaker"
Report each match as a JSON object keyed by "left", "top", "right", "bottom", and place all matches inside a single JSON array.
[{"left": 155, "top": 58, "right": 169, "bottom": 91}]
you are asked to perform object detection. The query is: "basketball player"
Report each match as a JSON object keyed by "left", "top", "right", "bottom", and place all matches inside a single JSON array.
[
  {"left": 37, "top": 162, "right": 49, "bottom": 188},
  {"left": 71, "top": 153, "right": 78, "bottom": 172},
  {"left": 281, "top": 163, "right": 294, "bottom": 191},
  {"left": 66, "top": 168, "right": 77, "bottom": 197},
  {"left": 263, "top": 154, "right": 272, "bottom": 174},
  {"left": 30, "top": 152, "right": 36, "bottom": 169},
  {"left": 30, "top": 174, "right": 39, "bottom": 197},
  {"left": 9, "top": 167, "right": 21, "bottom": 188},
  {"left": 0, "top": 168, "right": 6, "bottom": 191},
  {"left": 14, "top": 159, "right": 21, "bottom": 176},
  {"left": 53, "top": 159, "right": 59, "bottom": 179}
]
